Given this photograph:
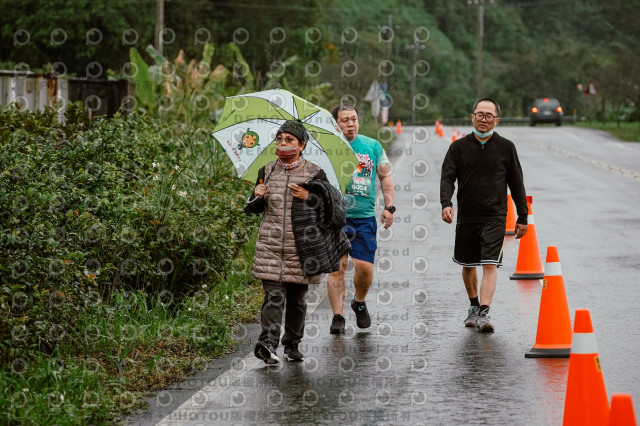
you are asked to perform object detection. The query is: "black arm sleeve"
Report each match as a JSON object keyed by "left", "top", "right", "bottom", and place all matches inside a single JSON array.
[
  {"left": 311, "top": 169, "right": 328, "bottom": 183},
  {"left": 244, "top": 167, "right": 266, "bottom": 214},
  {"left": 507, "top": 146, "right": 528, "bottom": 225},
  {"left": 440, "top": 145, "right": 457, "bottom": 209}
]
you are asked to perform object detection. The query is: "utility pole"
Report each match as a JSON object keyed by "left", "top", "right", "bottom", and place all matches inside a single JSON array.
[
  {"left": 154, "top": 0, "right": 164, "bottom": 54},
  {"left": 476, "top": 0, "right": 484, "bottom": 98},
  {"left": 411, "top": 37, "right": 418, "bottom": 123},
  {"left": 405, "top": 35, "right": 425, "bottom": 124},
  {"left": 387, "top": 14, "right": 393, "bottom": 58},
  {"left": 386, "top": 14, "right": 393, "bottom": 91}
]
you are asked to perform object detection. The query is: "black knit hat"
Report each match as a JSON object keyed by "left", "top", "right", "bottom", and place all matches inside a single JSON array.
[{"left": 276, "top": 120, "right": 308, "bottom": 143}]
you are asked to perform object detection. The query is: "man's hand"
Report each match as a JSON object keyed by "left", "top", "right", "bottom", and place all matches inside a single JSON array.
[
  {"left": 381, "top": 209, "right": 394, "bottom": 229},
  {"left": 442, "top": 207, "right": 454, "bottom": 224},
  {"left": 515, "top": 223, "right": 528, "bottom": 239}
]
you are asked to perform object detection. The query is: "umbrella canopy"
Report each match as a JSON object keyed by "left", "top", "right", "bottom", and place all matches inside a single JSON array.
[{"left": 211, "top": 89, "right": 358, "bottom": 194}]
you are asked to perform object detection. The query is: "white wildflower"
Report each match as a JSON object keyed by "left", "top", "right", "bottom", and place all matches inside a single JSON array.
[
  {"left": 174, "top": 165, "right": 181, "bottom": 171},
  {"left": 172, "top": 184, "right": 176, "bottom": 190},
  {"left": 224, "top": 295, "right": 229, "bottom": 300},
  {"left": 153, "top": 174, "right": 160, "bottom": 181},
  {"left": 202, "top": 284, "right": 207, "bottom": 289},
  {"left": 178, "top": 191, "right": 187, "bottom": 197},
  {"left": 152, "top": 162, "right": 159, "bottom": 168},
  {"left": 23, "top": 388, "right": 29, "bottom": 392}
]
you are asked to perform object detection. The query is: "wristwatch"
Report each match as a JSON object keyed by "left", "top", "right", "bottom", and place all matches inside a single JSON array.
[{"left": 384, "top": 205, "right": 396, "bottom": 213}]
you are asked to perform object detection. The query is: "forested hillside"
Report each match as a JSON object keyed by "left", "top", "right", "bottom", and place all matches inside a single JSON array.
[{"left": 1, "top": 0, "right": 639, "bottom": 120}]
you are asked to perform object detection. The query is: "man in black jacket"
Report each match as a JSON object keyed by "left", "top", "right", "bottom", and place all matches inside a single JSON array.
[{"left": 440, "top": 98, "right": 528, "bottom": 332}]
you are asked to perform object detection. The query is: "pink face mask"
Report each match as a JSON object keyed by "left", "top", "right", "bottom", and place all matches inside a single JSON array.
[{"left": 275, "top": 146, "right": 298, "bottom": 162}]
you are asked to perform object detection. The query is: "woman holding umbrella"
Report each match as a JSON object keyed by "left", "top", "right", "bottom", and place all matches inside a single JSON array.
[{"left": 246, "top": 120, "right": 350, "bottom": 364}]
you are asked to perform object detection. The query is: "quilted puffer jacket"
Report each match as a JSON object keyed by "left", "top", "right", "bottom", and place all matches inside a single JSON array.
[
  {"left": 246, "top": 160, "right": 350, "bottom": 283},
  {"left": 246, "top": 160, "right": 321, "bottom": 284}
]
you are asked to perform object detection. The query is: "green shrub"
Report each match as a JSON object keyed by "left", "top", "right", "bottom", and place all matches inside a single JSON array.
[{"left": 0, "top": 103, "right": 259, "bottom": 366}]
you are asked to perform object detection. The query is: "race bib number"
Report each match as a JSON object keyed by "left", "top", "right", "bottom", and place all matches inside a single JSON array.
[{"left": 346, "top": 153, "right": 374, "bottom": 198}]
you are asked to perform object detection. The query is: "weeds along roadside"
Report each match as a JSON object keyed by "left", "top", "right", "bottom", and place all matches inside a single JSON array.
[{"left": 0, "top": 103, "right": 262, "bottom": 424}]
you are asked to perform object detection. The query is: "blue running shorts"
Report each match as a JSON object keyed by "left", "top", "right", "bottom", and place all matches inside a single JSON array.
[{"left": 343, "top": 216, "right": 378, "bottom": 264}]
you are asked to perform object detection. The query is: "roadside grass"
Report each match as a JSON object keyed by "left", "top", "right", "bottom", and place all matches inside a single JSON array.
[
  {"left": 0, "top": 237, "right": 261, "bottom": 425},
  {"left": 573, "top": 121, "right": 640, "bottom": 142}
]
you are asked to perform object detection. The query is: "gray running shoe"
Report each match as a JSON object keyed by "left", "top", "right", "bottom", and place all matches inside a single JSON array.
[
  {"left": 476, "top": 312, "right": 494, "bottom": 333},
  {"left": 254, "top": 342, "right": 279, "bottom": 364},
  {"left": 284, "top": 343, "right": 304, "bottom": 361},
  {"left": 330, "top": 314, "right": 346, "bottom": 334},
  {"left": 464, "top": 306, "right": 480, "bottom": 327},
  {"left": 351, "top": 298, "right": 371, "bottom": 328}
]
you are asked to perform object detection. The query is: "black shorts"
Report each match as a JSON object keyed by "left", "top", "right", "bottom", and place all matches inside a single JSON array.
[{"left": 453, "top": 221, "right": 505, "bottom": 267}]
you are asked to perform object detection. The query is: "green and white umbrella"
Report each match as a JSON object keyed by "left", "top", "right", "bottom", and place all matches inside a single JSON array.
[{"left": 211, "top": 89, "right": 358, "bottom": 194}]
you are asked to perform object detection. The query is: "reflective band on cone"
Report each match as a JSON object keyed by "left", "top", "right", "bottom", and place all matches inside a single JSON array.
[
  {"left": 545, "top": 261, "right": 562, "bottom": 277},
  {"left": 571, "top": 333, "right": 598, "bottom": 354}
]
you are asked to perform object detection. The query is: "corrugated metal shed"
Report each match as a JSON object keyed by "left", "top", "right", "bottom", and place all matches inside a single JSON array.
[{"left": 0, "top": 70, "right": 132, "bottom": 118}]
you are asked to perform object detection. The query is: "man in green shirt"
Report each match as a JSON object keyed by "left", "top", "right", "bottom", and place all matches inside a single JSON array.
[{"left": 328, "top": 104, "right": 395, "bottom": 334}]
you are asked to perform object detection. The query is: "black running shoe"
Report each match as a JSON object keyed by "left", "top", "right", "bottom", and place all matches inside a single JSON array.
[
  {"left": 254, "top": 342, "right": 279, "bottom": 364},
  {"left": 330, "top": 314, "right": 346, "bottom": 334},
  {"left": 283, "top": 343, "right": 304, "bottom": 361},
  {"left": 351, "top": 298, "right": 371, "bottom": 328}
]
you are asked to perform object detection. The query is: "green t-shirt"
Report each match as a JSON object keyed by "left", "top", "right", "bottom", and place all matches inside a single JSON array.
[{"left": 344, "top": 134, "right": 390, "bottom": 218}]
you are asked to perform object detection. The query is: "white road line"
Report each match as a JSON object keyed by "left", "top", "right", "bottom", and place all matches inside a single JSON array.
[
  {"left": 561, "top": 129, "right": 583, "bottom": 142},
  {"left": 155, "top": 285, "right": 326, "bottom": 426},
  {"left": 504, "top": 131, "right": 640, "bottom": 181},
  {"left": 613, "top": 142, "right": 627, "bottom": 150}
]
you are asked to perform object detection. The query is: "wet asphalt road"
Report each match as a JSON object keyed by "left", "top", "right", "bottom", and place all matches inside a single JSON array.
[{"left": 129, "top": 125, "right": 640, "bottom": 425}]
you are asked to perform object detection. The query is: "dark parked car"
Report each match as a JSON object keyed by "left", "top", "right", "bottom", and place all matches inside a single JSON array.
[{"left": 529, "top": 98, "right": 563, "bottom": 126}]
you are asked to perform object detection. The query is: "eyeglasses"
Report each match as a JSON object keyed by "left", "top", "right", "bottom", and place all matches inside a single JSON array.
[
  {"left": 276, "top": 136, "right": 299, "bottom": 144},
  {"left": 471, "top": 112, "right": 497, "bottom": 122}
]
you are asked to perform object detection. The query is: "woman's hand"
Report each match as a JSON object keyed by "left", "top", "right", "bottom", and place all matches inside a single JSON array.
[
  {"left": 287, "top": 184, "right": 309, "bottom": 200},
  {"left": 254, "top": 183, "right": 268, "bottom": 198}
]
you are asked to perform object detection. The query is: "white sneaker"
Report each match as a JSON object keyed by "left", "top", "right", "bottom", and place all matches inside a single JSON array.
[{"left": 476, "top": 312, "right": 494, "bottom": 333}]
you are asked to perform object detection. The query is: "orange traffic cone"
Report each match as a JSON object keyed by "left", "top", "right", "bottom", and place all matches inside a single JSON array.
[
  {"left": 525, "top": 246, "right": 572, "bottom": 358},
  {"left": 505, "top": 192, "right": 516, "bottom": 235},
  {"left": 563, "top": 309, "right": 609, "bottom": 425},
  {"left": 396, "top": 119, "right": 402, "bottom": 134},
  {"left": 609, "top": 394, "right": 637, "bottom": 426},
  {"left": 510, "top": 196, "right": 544, "bottom": 279}
]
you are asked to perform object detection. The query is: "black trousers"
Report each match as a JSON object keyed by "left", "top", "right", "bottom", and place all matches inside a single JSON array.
[{"left": 258, "top": 280, "right": 309, "bottom": 348}]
